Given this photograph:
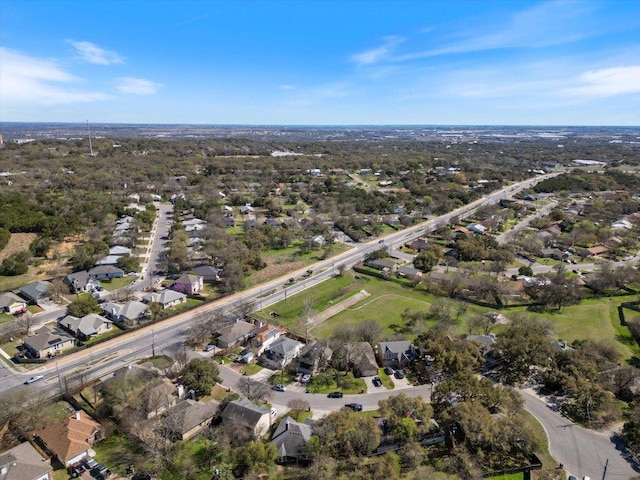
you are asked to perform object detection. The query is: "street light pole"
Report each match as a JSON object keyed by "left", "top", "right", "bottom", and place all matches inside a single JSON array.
[{"left": 151, "top": 329, "right": 156, "bottom": 358}]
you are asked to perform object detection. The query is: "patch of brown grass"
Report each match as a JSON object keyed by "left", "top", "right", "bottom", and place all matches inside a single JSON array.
[
  {"left": 247, "top": 260, "right": 307, "bottom": 286},
  {"left": 0, "top": 233, "right": 36, "bottom": 262}
]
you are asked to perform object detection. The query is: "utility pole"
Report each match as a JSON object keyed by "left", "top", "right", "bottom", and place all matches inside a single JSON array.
[
  {"left": 55, "top": 359, "right": 64, "bottom": 397},
  {"left": 601, "top": 459, "right": 608, "bottom": 480},
  {"left": 151, "top": 329, "right": 156, "bottom": 358}
]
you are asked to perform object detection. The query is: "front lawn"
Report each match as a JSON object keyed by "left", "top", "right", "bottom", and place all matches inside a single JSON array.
[
  {"left": 306, "top": 371, "right": 366, "bottom": 394},
  {"left": 101, "top": 276, "right": 137, "bottom": 291},
  {"left": 240, "top": 363, "right": 263, "bottom": 376}
]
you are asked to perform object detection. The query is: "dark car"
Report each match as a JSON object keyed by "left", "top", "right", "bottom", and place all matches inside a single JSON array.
[
  {"left": 327, "top": 391, "right": 343, "bottom": 398},
  {"left": 372, "top": 376, "right": 382, "bottom": 387},
  {"left": 68, "top": 463, "right": 86, "bottom": 478},
  {"left": 383, "top": 366, "right": 394, "bottom": 376},
  {"left": 346, "top": 403, "right": 363, "bottom": 411},
  {"left": 132, "top": 474, "right": 152, "bottom": 480},
  {"left": 394, "top": 369, "right": 405, "bottom": 379}
]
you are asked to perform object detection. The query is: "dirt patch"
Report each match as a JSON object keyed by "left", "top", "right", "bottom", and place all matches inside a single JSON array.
[
  {"left": 0, "top": 233, "right": 36, "bottom": 262},
  {"left": 247, "top": 260, "right": 307, "bottom": 286}
]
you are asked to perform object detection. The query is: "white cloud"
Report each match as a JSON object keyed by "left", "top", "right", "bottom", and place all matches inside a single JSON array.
[
  {"left": 67, "top": 40, "right": 124, "bottom": 65},
  {"left": 564, "top": 66, "right": 640, "bottom": 97},
  {"left": 350, "top": 36, "right": 404, "bottom": 66},
  {"left": 116, "top": 77, "right": 162, "bottom": 95},
  {"left": 280, "top": 84, "right": 295, "bottom": 90},
  {"left": 0, "top": 47, "right": 110, "bottom": 106}
]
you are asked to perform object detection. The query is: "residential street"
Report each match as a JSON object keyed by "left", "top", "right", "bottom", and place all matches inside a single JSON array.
[{"left": 520, "top": 388, "right": 638, "bottom": 480}]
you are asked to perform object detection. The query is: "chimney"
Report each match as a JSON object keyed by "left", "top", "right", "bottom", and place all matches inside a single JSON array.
[{"left": 74, "top": 411, "right": 81, "bottom": 421}]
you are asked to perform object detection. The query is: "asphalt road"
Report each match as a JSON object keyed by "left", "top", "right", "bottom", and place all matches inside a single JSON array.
[{"left": 520, "top": 389, "right": 638, "bottom": 480}]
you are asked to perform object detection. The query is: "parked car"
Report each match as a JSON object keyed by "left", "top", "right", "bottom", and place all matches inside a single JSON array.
[
  {"left": 68, "top": 463, "right": 86, "bottom": 478},
  {"left": 24, "top": 375, "right": 44, "bottom": 384},
  {"left": 383, "top": 366, "right": 394, "bottom": 375},
  {"left": 346, "top": 403, "right": 363, "bottom": 411},
  {"left": 83, "top": 457, "right": 98, "bottom": 469},
  {"left": 272, "top": 384, "right": 286, "bottom": 392},
  {"left": 270, "top": 407, "right": 278, "bottom": 416},
  {"left": 394, "top": 369, "right": 405, "bottom": 379},
  {"left": 372, "top": 376, "right": 382, "bottom": 387},
  {"left": 204, "top": 344, "right": 216, "bottom": 352},
  {"left": 301, "top": 374, "right": 311, "bottom": 384},
  {"left": 328, "top": 391, "right": 343, "bottom": 398}
]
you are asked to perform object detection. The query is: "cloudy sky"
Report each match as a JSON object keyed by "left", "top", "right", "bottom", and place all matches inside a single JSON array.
[{"left": 1, "top": 0, "right": 639, "bottom": 125}]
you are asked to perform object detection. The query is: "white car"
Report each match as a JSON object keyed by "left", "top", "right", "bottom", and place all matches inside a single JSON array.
[{"left": 24, "top": 375, "right": 44, "bottom": 384}]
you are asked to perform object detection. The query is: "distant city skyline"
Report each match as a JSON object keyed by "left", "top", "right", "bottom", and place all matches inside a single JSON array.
[{"left": 1, "top": 0, "right": 639, "bottom": 126}]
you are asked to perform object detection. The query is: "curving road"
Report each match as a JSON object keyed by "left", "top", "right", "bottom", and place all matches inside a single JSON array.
[{"left": 520, "top": 389, "right": 637, "bottom": 479}]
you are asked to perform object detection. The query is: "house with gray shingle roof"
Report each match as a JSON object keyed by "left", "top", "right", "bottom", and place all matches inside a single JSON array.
[
  {"left": 142, "top": 289, "right": 187, "bottom": 309},
  {"left": 221, "top": 397, "right": 271, "bottom": 437},
  {"left": 63, "top": 271, "right": 99, "bottom": 293},
  {"left": 264, "top": 337, "right": 304, "bottom": 367},
  {"left": 58, "top": 314, "right": 113, "bottom": 341},
  {"left": 88, "top": 265, "right": 124, "bottom": 280},
  {"left": 102, "top": 301, "right": 148, "bottom": 326},
  {"left": 162, "top": 399, "right": 219, "bottom": 441},
  {"left": 215, "top": 320, "right": 257, "bottom": 348},
  {"left": 170, "top": 274, "right": 203, "bottom": 295},
  {"left": 22, "top": 325, "right": 75, "bottom": 358},
  {"left": 270, "top": 416, "right": 313, "bottom": 464},
  {"left": 19, "top": 281, "right": 52, "bottom": 304},
  {"left": 0, "top": 441, "right": 52, "bottom": 480},
  {"left": 377, "top": 340, "right": 415, "bottom": 369},
  {"left": 0, "top": 292, "right": 27, "bottom": 314}
]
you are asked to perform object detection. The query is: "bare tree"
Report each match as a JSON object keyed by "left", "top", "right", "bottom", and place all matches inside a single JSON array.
[{"left": 238, "top": 376, "right": 271, "bottom": 402}]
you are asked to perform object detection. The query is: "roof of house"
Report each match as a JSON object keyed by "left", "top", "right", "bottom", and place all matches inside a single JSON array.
[
  {"left": 102, "top": 301, "right": 148, "bottom": 320},
  {"left": 36, "top": 411, "right": 101, "bottom": 463},
  {"left": 23, "top": 326, "right": 74, "bottom": 353},
  {"left": 268, "top": 337, "right": 303, "bottom": 357},
  {"left": 586, "top": 245, "right": 609, "bottom": 255},
  {"left": 396, "top": 266, "right": 422, "bottom": 277},
  {"left": 59, "top": 314, "right": 112, "bottom": 337},
  {"left": 216, "top": 320, "right": 256, "bottom": 344},
  {"left": 95, "top": 255, "right": 121, "bottom": 266},
  {"left": 379, "top": 340, "right": 413, "bottom": 360},
  {"left": 221, "top": 397, "right": 269, "bottom": 429},
  {"left": 19, "top": 281, "right": 52, "bottom": 301},
  {"left": 368, "top": 259, "right": 398, "bottom": 269},
  {"left": 188, "top": 265, "right": 219, "bottom": 278},
  {"left": 466, "top": 334, "right": 497, "bottom": 348},
  {"left": 165, "top": 399, "right": 219, "bottom": 435},
  {"left": 344, "top": 342, "right": 378, "bottom": 372},
  {"left": 270, "top": 416, "right": 313, "bottom": 459},
  {"left": 64, "top": 271, "right": 91, "bottom": 288},
  {"left": 173, "top": 274, "right": 202, "bottom": 285},
  {"left": 88, "top": 265, "right": 124, "bottom": 276},
  {"left": 109, "top": 246, "right": 132, "bottom": 256},
  {"left": 143, "top": 289, "right": 187, "bottom": 305},
  {"left": 0, "top": 441, "right": 51, "bottom": 480},
  {"left": 0, "top": 292, "right": 25, "bottom": 309}
]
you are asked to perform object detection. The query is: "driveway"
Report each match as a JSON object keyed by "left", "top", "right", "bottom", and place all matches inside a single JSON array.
[{"left": 520, "top": 388, "right": 638, "bottom": 479}]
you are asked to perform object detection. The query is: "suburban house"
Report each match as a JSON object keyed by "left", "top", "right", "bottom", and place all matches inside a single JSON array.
[
  {"left": 161, "top": 399, "right": 219, "bottom": 441},
  {"left": 334, "top": 342, "right": 379, "bottom": 377},
  {"left": 215, "top": 320, "right": 257, "bottom": 348},
  {"left": 101, "top": 301, "right": 148, "bottom": 325},
  {"left": 468, "top": 223, "right": 487, "bottom": 234},
  {"left": 270, "top": 417, "right": 313, "bottom": 464},
  {"left": 466, "top": 334, "right": 497, "bottom": 356},
  {"left": 109, "top": 245, "right": 132, "bottom": 256},
  {"left": 188, "top": 265, "right": 220, "bottom": 283},
  {"left": 63, "top": 271, "right": 99, "bottom": 294},
  {"left": 240, "top": 204, "right": 255, "bottom": 215},
  {"left": 396, "top": 266, "right": 423, "bottom": 280},
  {"left": 250, "top": 323, "right": 285, "bottom": 356},
  {"left": 296, "top": 340, "right": 333, "bottom": 375},
  {"left": 366, "top": 258, "right": 399, "bottom": 273},
  {"left": 94, "top": 255, "right": 121, "bottom": 267},
  {"left": 0, "top": 441, "right": 52, "bottom": 480},
  {"left": 141, "top": 378, "right": 180, "bottom": 419},
  {"left": 142, "top": 289, "right": 187, "bottom": 309},
  {"left": 405, "top": 237, "right": 429, "bottom": 252},
  {"left": 170, "top": 274, "right": 203, "bottom": 295},
  {"left": 36, "top": 411, "right": 102, "bottom": 467},
  {"left": 377, "top": 340, "right": 415, "bottom": 369},
  {"left": 583, "top": 245, "right": 609, "bottom": 257},
  {"left": 19, "top": 281, "right": 52, "bottom": 304},
  {"left": 88, "top": 265, "right": 125, "bottom": 280},
  {"left": 222, "top": 216, "right": 236, "bottom": 228},
  {"left": 220, "top": 397, "right": 272, "bottom": 438},
  {"left": 58, "top": 314, "right": 113, "bottom": 341},
  {"left": 0, "top": 292, "right": 27, "bottom": 314},
  {"left": 22, "top": 326, "right": 75, "bottom": 358},
  {"left": 263, "top": 337, "right": 304, "bottom": 368}
]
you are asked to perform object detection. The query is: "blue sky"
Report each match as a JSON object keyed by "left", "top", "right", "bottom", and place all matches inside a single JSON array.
[{"left": 1, "top": 0, "right": 639, "bottom": 125}]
